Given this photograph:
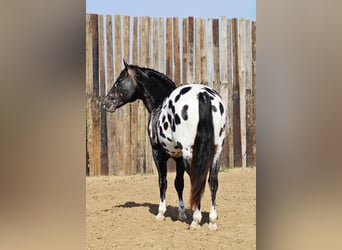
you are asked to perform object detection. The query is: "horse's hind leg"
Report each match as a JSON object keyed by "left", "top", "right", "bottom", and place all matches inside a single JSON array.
[
  {"left": 174, "top": 158, "right": 187, "bottom": 220},
  {"left": 152, "top": 149, "right": 168, "bottom": 220},
  {"left": 208, "top": 159, "right": 220, "bottom": 230}
]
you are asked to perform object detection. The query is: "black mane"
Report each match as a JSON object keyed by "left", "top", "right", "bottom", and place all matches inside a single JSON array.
[{"left": 132, "top": 65, "right": 177, "bottom": 112}]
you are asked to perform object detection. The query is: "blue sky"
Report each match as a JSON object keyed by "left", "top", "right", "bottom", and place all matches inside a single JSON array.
[{"left": 86, "top": 0, "right": 256, "bottom": 20}]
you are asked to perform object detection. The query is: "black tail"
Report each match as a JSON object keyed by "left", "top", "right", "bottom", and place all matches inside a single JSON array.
[{"left": 190, "top": 92, "right": 216, "bottom": 210}]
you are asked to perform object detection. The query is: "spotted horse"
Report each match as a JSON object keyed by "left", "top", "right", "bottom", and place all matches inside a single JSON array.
[{"left": 102, "top": 60, "right": 226, "bottom": 230}]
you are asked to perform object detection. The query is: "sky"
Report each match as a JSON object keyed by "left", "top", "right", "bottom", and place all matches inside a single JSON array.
[{"left": 86, "top": 0, "right": 256, "bottom": 21}]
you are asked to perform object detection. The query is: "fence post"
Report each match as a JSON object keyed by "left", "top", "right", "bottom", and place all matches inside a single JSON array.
[
  {"left": 99, "top": 15, "right": 108, "bottom": 175},
  {"left": 232, "top": 18, "right": 242, "bottom": 167}
]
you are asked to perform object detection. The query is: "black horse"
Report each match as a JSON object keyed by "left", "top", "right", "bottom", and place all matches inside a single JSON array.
[{"left": 103, "top": 60, "right": 226, "bottom": 230}]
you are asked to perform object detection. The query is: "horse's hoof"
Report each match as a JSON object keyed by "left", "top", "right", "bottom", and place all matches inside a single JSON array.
[
  {"left": 156, "top": 213, "right": 165, "bottom": 220},
  {"left": 208, "top": 222, "right": 218, "bottom": 231},
  {"left": 190, "top": 221, "right": 200, "bottom": 230},
  {"left": 178, "top": 211, "right": 187, "bottom": 221}
]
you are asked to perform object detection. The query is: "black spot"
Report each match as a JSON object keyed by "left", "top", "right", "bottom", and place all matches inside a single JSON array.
[
  {"left": 175, "top": 94, "right": 181, "bottom": 103},
  {"left": 219, "top": 126, "right": 224, "bottom": 137},
  {"left": 203, "top": 87, "right": 218, "bottom": 97},
  {"left": 167, "top": 137, "right": 172, "bottom": 142},
  {"left": 180, "top": 86, "right": 192, "bottom": 95},
  {"left": 219, "top": 102, "right": 224, "bottom": 115},
  {"left": 175, "top": 114, "right": 181, "bottom": 125},
  {"left": 212, "top": 105, "right": 217, "bottom": 112},
  {"left": 168, "top": 100, "right": 175, "bottom": 114},
  {"left": 163, "top": 122, "right": 169, "bottom": 130},
  {"left": 167, "top": 114, "right": 172, "bottom": 124},
  {"left": 176, "top": 141, "right": 183, "bottom": 149},
  {"left": 171, "top": 119, "right": 176, "bottom": 132},
  {"left": 162, "top": 142, "right": 167, "bottom": 147},
  {"left": 159, "top": 126, "right": 166, "bottom": 138},
  {"left": 174, "top": 145, "right": 180, "bottom": 149},
  {"left": 162, "top": 115, "right": 166, "bottom": 123},
  {"left": 181, "top": 105, "right": 188, "bottom": 120}
]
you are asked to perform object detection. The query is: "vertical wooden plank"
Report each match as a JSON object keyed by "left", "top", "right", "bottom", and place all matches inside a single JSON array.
[
  {"left": 137, "top": 16, "right": 147, "bottom": 173},
  {"left": 251, "top": 21, "right": 257, "bottom": 167},
  {"left": 145, "top": 16, "right": 155, "bottom": 174},
  {"left": 239, "top": 18, "right": 247, "bottom": 168},
  {"left": 153, "top": 17, "right": 159, "bottom": 70},
  {"left": 219, "top": 16, "right": 229, "bottom": 168},
  {"left": 99, "top": 14, "right": 108, "bottom": 175},
  {"left": 194, "top": 18, "right": 201, "bottom": 83},
  {"left": 91, "top": 14, "right": 101, "bottom": 176},
  {"left": 207, "top": 19, "right": 214, "bottom": 88},
  {"left": 227, "top": 18, "right": 234, "bottom": 168},
  {"left": 200, "top": 18, "right": 207, "bottom": 85},
  {"left": 173, "top": 17, "right": 181, "bottom": 86},
  {"left": 86, "top": 14, "right": 94, "bottom": 176},
  {"left": 123, "top": 15, "right": 131, "bottom": 174},
  {"left": 213, "top": 19, "right": 220, "bottom": 90},
  {"left": 114, "top": 14, "right": 124, "bottom": 175},
  {"left": 158, "top": 18, "right": 165, "bottom": 73},
  {"left": 182, "top": 18, "right": 188, "bottom": 84},
  {"left": 232, "top": 18, "right": 242, "bottom": 167},
  {"left": 132, "top": 17, "right": 138, "bottom": 65},
  {"left": 187, "top": 17, "right": 194, "bottom": 84},
  {"left": 106, "top": 15, "right": 116, "bottom": 175},
  {"left": 166, "top": 18, "right": 173, "bottom": 80},
  {"left": 245, "top": 19, "right": 253, "bottom": 167},
  {"left": 130, "top": 16, "right": 139, "bottom": 175}
]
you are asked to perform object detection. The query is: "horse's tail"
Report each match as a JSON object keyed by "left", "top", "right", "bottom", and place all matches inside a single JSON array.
[{"left": 189, "top": 92, "right": 216, "bottom": 210}]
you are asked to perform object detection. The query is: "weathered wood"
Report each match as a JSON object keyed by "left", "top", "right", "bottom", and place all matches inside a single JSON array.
[
  {"left": 207, "top": 19, "right": 214, "bottom": 87},
  {"left": 213, "top": 19, "right": 220, "bottom": 90},
  {"left": 200, "top": 18, "right": 206, "bottom": 85},
  {"left": 166, "top": 18, "right": 173, "bottom": 80},
  {"left": 114, "top": 15, "right": 124, "bottom": 175},
  {"left": 106, "top": 15, "right": 116, "bottom": 175},
  {"left": 227, "top": 18, "right": 234, "bottom": 168},
  {"left": 91, "top": 14, "right": 101, "bottom": 176},
  {"left": 239, "top": 18, "right": 247, "bottom": 168},
  {"left": 187, "top": 17, "right": 194, "bottom": 84},
  {"left": 245, "top": 19, "right": 253, "bottom": 167},
  {"left": 195, "top": 18, "right": 201, "bottom": 83},
  {"left": 130, "top": 16, "right": 139, "bottom": 174},
  {"left": 145, "top": 16, "right": 155, "bottom": 174},
  {"left": 153, "top": 18, "right": 159, "bottom": 69},
  {"left": 232, "top": 18, "right": 242, "bottom": 167},
  {"left": 86, "top": 14, "right": 94, "bottom": 176},
  {"left": 137, "top": 16, "right": 147, "bottom": 173},
  {"left": 122, "top": 15, "right": 131, "bottom": 174},
  {"left": 182, "top": 18, "right": 188, "bottom": 84},
  {"left": 173, "top": 17, "right": 181, "bottom": 86},
  {"left": 219, "top": 16, "right": 229, "bottom": 168},
  {"left": 251, "top": 21, "right": 256, "bottom": 167},
  {"left": 99, "top": 14, "right": 108, "bottom": 175},
  {"left": 158, "top": 18, "right": 164, "bottom": 73}
]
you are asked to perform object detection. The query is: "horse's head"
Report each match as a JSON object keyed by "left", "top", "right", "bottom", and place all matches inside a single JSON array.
[{"left": 102, "top": 59, "right": 142, "bottom": 112}]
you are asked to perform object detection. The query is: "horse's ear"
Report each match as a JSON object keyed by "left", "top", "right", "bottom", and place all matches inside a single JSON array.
[{"left": 123, "top": 59, "right": 129, "bottom": 69}]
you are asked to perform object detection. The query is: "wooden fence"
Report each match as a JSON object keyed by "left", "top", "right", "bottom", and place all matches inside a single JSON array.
[{"left": 86, "top": 14, "right": 256, "bottom": 176}]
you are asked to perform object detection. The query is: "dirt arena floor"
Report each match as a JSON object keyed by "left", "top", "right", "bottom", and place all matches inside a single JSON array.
[{"left": 86, "top": 167, "right": 256, "bottom": 249}]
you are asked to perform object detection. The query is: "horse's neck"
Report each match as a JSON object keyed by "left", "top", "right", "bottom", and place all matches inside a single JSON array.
[{"left": 140, "top": 75, "right": 175, "bottom": 113}]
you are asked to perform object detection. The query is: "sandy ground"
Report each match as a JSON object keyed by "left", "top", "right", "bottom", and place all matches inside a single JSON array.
[{"left": 86, "top": 168, "right": 256, "bottom": 249}]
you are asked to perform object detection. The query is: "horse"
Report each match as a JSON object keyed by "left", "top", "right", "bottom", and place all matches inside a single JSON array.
[{"left": 102, "top": 60, "right": 226, "bottom": 230}]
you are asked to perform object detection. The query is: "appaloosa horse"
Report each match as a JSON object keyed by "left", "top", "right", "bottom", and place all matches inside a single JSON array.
[{"left": 103, "top": 60, "right": 226, "bottom": 230}]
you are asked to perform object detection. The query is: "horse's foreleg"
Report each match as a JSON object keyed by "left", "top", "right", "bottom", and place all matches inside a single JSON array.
[
  {"left": 153, "top": 149, "right": 168, "bottom": 220},
  {"left": 175, "top": 158, "right": 187, "bottom": 220},
  {"left": 208, "top": 160, "right": 220, "bottom": 230}
]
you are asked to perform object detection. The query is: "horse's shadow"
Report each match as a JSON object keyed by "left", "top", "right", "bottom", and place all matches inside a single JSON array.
[{"left": 115, "top": 201, "right": 210, "bottom": 225}]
